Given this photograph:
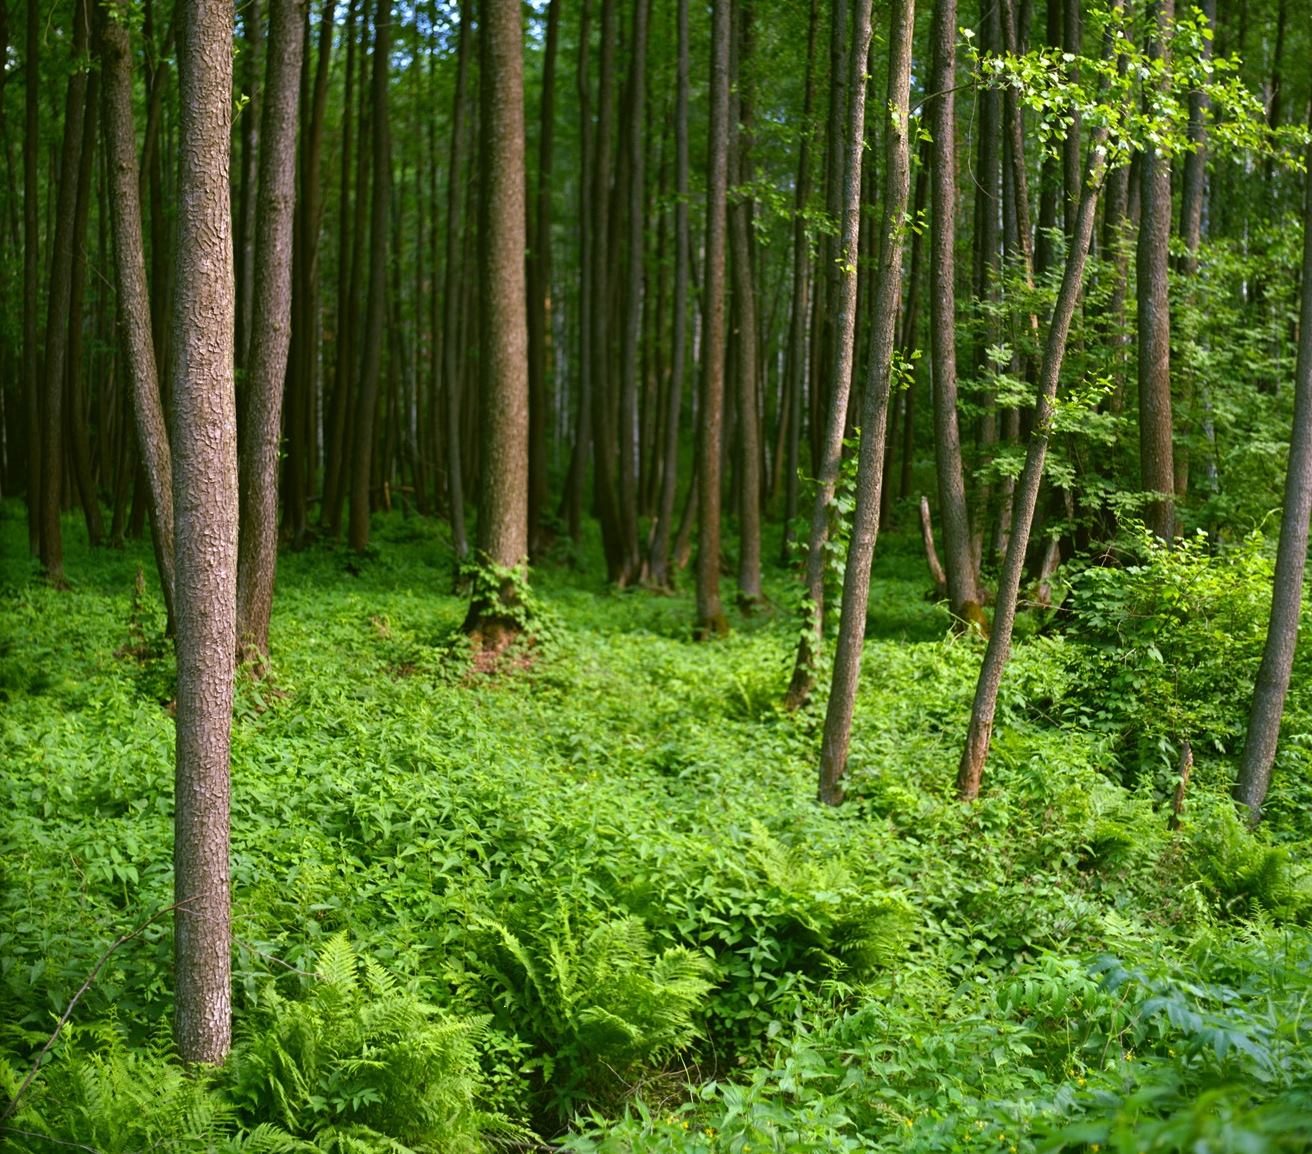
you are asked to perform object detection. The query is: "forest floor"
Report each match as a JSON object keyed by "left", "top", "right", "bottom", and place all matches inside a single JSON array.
[{"left": 2, "top": 499, "right": 1311, "bottom": 1153}]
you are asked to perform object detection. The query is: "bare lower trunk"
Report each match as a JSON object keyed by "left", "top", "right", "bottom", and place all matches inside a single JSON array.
[
  {"left": 23, "top": 0, "right": 39, "bottom": 552},
  {"left": 171, "top": 0, "right": 237, "bottom": 1066},
  {"left": 816, "top": 0, "right": 914, "bottom": 805},
  {"left": 443, "top": 3, "right": 471, "bottom": 564},
  {"left": 236, "top": 0, "right": 306, "bottom": 659}
]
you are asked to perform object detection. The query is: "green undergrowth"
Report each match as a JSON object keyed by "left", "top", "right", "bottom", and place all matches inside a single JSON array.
[{"left": 2, "top": 502, "right": 1310, "bottom": 1153}]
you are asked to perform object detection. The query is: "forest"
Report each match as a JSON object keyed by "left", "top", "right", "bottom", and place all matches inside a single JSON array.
[{"left": 3, "top": 0, "right": 1312, "bottom": 1148}]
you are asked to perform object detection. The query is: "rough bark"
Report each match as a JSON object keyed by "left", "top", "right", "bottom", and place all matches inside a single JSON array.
[
  {"left": 1137, "top": 0, "right": 1175, "bottom": 541},
  {"left": 171, "top": 0, "right": 237, "bottom": 1066},
  {"left": 348, "top": 0, "right": 391, "bottom": 553},
  {"left": 817, "top": 0, "right": 915, "bottom": 804},
  {"left": 695, "top": 0, "right": 731, "bottom": 639},
  {"left": 784, "top": 0, "right": 873, "bottom": 703},
  {"left": 465, "top": 0, "right": 530, "bottom": 643},
  {"left": 1235, "top": 124, "right": 1312, "bottom": 826},
  {"left": 236, "top": 0, "right": 306, "bottom": 659}
]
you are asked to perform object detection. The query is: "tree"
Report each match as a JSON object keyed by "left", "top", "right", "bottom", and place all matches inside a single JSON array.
[
  {"left": 694, "top": 0, "right": 731, "bottom": 640},
  {"left": 1235, "top": 118, "right": 1312, "bottom": 825},
  {"left": 236, "top": 0, "right": 307, "bottom": 660},
  {"left": 171, "top": 0, "right": 238, "bottom": 1065},
  {"left": 103, "top": 0, "right": 175, "bottom": 625},
  {"left": 465, "top": 0, "right": 530, "bottom": 646},
  {"left": 817, "top": 0, "right": 915, "bottom": 805}
]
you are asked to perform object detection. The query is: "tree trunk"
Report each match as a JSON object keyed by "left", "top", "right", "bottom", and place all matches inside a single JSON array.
[
  {"left": 102, "top": 0, "right": 175, "bottom": 624},
  {"left": 1137, "top": 0, "right": 1175, "bottom": 541},
  {"left": 465, "top": 0, "right": 529, "bottom": 644},
  {"left": 929, "top": 0, "right": 982, "bottom": 627},
  {"left": 957, "top": 127, "right": 1113, "bottom": 801},
  {"left": 348, "top": 0, "right": 391, "bottom": 553},
  {"left": 171, "top": 0, "right": 238, "bottom": 1066},
  {"left": 1235, "top": 119, "right": 1312, "bottom": 826},
  {"left": 236, "top": 0, "right": 306, "bottom": 660},
  {"left": 695, "top": 0, "right": 731, "bottom": 639},
  {"left": 39, "top": 0, "right": 92, "bottom": 584},
  {"left": 235, "top": 0, "right": 263, "bottom": 371},
  {"left": 527, "top": 0, "right": 560, "bottom": 558},
  {"left": 785, "top": 0, "right": 874, "bottom": 701},
  {"left": 23, "top": 0, "right": 39, "bottom": 553},
  {"left": 817, "top": 0, "right": 915, "bottom": 804}
]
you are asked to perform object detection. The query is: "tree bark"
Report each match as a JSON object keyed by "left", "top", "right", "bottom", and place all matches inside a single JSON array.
[
  {"left": 236, "top": 0, "right": 306, "bottom": 659},
  {"left": 1235, "top": 120, "right": 1312, "bottom": 826},
  {"left": 929, "top": 0, "right": 982, "bottom": 627},
  {"left": 23, "top": 0, "right": 39, "bottom": 552},
  {"left": 784, "top": 0, "right": 873, "bottom": 702},
  {"left": 817, "top": 0, "right": 915, "bottom": 804},
  {"left": 171, "top": 0, "right": 237, "bottom": 1066},
  {"left": 235, "top": 0, "right": 263, "bottom": 371},
  {"left": 1137, "top": 0, "right": 1175, "bottom": 541},
  {"left": 103, "top": 0, "right": 176, "bottom": 623},
  {"left": 465, "top": 0, "right": 530, "bottom": 642},
  {"left": 695, "top": 0, "right": 731, "bottom": 639},
  {"left": 348, "top": 0, "right": 391, "bottom": 553}
]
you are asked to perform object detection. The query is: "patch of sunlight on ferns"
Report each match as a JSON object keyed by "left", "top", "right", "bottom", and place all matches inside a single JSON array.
[
  {"left": 226, "top": 934, "right": 517, "bottom": 1153},
  {"left": 478, "top": 910, "right": 712, "bottom": 1117}
]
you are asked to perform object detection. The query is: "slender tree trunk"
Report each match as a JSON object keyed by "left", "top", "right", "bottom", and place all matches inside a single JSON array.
[
  {"left": 23, "top": 0, "right": 39, "bottom": 552},
  {"left": 618, "top": 0, "right": 649, "bottom": 581},
  {"left": 563, "top": 0, "right": 592, "bottom": 543},
  {"left": 443, "top": 1, "right": 471, "bottom": 564},
  {"left": 1138, "top": 0, "right": 1175, "bottom": 541},
  {"left": 103, "top": 0, "right": 175, "bottom": 623},
  {"left": 929, "top": 0, "right": 982, "bottom": 627},
  {"left": 171, "top": 0, "right": 237, "bottom": 1066},
  {"left": 236, "top": 0, "right": 306, "bottom": 659},
  {"left": 695, "top": 0, "right": 731, "bottom": 639},
  {"left": 39, "top": 0, "right": 92, "bottom": 584},
  {"left": 957, "top": 127, "right": 1113, "bottom": 801},
  {"left": 647, "top": 0, "right": 690, "bottom": 586},
  {"left": 528, "top": 0, "right": 560, "bottom": 558},
  {"left": 818, "top": 0, "right": 915, "bottom": 804},
  {"left": 348, "top": 0, "right": 391, "bottom": 553},
  {"left": 1235, "top": 121, "right": 1312, "bottom": 826},
  {"left": 235, "top": 0, "right": 263, "bottom": 371},
  {"left": 785, "top": 0, "right": 874, "bottom": 701},
  {"left": 465, "top": 0, "right": 529, "bottom": 643}
]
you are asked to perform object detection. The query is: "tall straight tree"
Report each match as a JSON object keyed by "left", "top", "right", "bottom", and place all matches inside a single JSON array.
[
  {"left": 103, "top": 0, "right": 175, "bottom": 623},
  {"left": 1137, "top": 0, "right": 1175, "bottom": 541},
  {"left": 23, "top": 0, "right": 38, "bottom": 552},
  {"left": 1235, "top": 120, "right": 1312, "bottom": 826},
  {"left": 465, "top": 0, "right": 530, "bottom": 644},
  {"left": 236, "top": 0, "right": 306, "bottom": 660},
  {"left": 929, "top": 0, "right": 982, "bottom": 627},
  {"left": 171, "top": 0, "right": 238, "bottom": 1065},
  {"left": 785, "top": 0, "right": 874, "bottom": 704},
  {"left": 39, "top": 0, "right": 92, "bottom": 584},
  {"left": 348, "top": 0, "right": 392, "bottom": 553},
  {"left": 695, "top": 0, "right": 730, "bottom": 639},
  {"left": 818, "top": 0, "right": 915, "bottom": 804},
  {"left": 647, "top": 0, "right": 690, "bottom": 587}
]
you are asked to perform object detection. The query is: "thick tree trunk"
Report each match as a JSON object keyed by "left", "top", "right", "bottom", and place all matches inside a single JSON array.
[
  {"left": 103, "top": 0, "right": 175, "bottom": 623},
  {"left": 236, "top": 0, "right": 306, "bottom": 660},
  {"left": 171, "top": 0, "right": 237, "bottom": 1066},
  {"left": 929, "top": 0, "right": 982, "bottom": 627},
  {"left": 465, "top": 0, "right": 529, "bottom": 643},
  {"left": 817, "top": 0, "right": 915, "bottom": 804},
  {"left": 1137, "top": 0, "right": 1175, "bottom": 541},
  {"left": 784, "top": 0, "right": 874, "bottom": 702},
  {"left": 957, "top": 129, "right": 1112, "bottom": 801},
  {"left": 695, "top": 0, "right": 731, "bottom": 639},
  {"left": 1235, "top": 122, "right": 1312, "bottom": 826},
  {"left": 39, "top": 0, "right": 92, "bottom": 584},
  {"left": 348, "top": 0, "right": 391, "bottom": 553}
]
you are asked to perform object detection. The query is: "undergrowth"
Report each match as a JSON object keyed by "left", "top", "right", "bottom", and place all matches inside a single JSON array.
[{"left": 1, "top": 503, "right": 1309, "bottom": 1153}]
